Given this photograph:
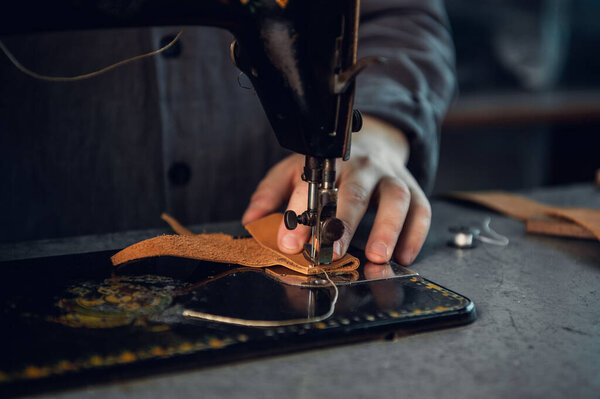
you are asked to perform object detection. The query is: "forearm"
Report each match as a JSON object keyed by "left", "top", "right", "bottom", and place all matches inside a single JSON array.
[
  {"left": 355, "top": 0, "right": 457, "bottom": 193},
  {"left": 353, "top": 115, "right": 410, "bottom": 167}
]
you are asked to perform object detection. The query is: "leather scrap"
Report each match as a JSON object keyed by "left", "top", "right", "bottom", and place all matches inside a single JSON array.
[
  {"left": 545, "top": 208, "right": 600, "bottom": 241},
  {"left": 525, "top": 215, "right": 595, "bottom": 240},
  {"left": 264, "top": 266, "right": 359, "bottom": 286},
  {"left": 111, "top": 234, "right": 282, "bottom": 268},
  {"left": 245, "top": 213, "right": 359, "bottom": 274},
  {"left": 448, "top": 191, "right": 600, "bottom": 242},
  {"left": 449, "top": 191, "right": 553, "bottom": 221},
  {"left": 160, "top": 213, "right": 194, "bottom": 236},
  {"left": 111, "top": 213, "right": 359, "bottom": 275}
]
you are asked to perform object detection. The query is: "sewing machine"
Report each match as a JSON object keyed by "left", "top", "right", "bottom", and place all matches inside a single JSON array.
[
  {"left": 2, "top": 0, "right": 383, "bottom": 265},
  {"left": 0, "top": 5, "right": 479, "bottom": 392}
]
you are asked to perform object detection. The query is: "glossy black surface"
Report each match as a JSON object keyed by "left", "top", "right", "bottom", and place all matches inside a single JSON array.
[{"left": 0, "top": 249, "right": 475, "bottom": 395}]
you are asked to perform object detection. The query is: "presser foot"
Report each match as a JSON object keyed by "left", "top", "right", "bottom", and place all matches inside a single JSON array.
[{"left": 302, "top": 242, "right": 335, "bottom": 267}]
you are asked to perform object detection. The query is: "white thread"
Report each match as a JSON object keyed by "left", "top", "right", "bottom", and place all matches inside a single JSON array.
[
  {"left": 476, "top": 217, "right": 509, "bottom": 246},
  {"left": 182, "top": 269, "right": 339, "bottom": 327},
  {"left": 0, "top": 31, "right": 183, "bottom": 82}
]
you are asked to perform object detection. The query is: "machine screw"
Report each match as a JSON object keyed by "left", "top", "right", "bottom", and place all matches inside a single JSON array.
[
  {"left": 352, "top": 109, "right": 363, "bottom": 132},
  {"left": 322, "top": 217, "right": 345, "bottom": 242},
  {"left": 284, "top": 210, "right": 298, "bottom": 230},
  {"left": 284, "top": 210, "right": 314, "bottom": 230}
]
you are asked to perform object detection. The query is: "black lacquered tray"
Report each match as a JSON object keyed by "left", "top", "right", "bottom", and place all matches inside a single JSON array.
[{"left": 0, "top": 249, "right": 475, "bottom": 396}]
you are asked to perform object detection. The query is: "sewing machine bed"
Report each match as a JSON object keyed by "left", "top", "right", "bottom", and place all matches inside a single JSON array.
[{"left": 0, "top": 249, "right": 475, "bottom": 396}]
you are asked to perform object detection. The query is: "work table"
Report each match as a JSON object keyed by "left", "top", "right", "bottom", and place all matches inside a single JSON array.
[{"left": 2, "top": 183, "right": 598, "bottom": 399}]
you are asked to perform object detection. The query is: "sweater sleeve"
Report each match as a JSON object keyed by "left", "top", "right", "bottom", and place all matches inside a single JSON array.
[{"left": 354, "top": 0, "right": 457, "bottom": 194}]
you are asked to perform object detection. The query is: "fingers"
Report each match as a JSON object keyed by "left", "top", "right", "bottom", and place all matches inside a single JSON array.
[
  {"left": 277, "top": 183, "right": 311, "bottom": 254},
  {"left": 242, "top": 157, "right": 300, "bottom": 225},
  {"left": 364, "top": 177, "right": 411, "bottom": 263},
  {"left": 393, "top": 185, "right": 431, "bottom": 266},
  {"left": 334, "top": 162, "right": 379, "bottom": 259},
  {"left": 244, "top": 153, "right": 431, "bottom": 266}
]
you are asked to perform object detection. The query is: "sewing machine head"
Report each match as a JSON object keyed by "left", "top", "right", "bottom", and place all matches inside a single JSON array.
[
  {"left": 2, "top": 0, "right": 381, "bottom": 265},
  {"left": 227, "top": 0, "right": 381, "bottom": 265}
]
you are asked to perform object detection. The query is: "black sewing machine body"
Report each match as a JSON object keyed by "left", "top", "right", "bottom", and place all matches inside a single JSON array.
[
  {"left": 2, "top": 0, "right": 361, "bottom": 159},
  {"left": 2, "top": 0, "right": 380, "bottom": 265}
]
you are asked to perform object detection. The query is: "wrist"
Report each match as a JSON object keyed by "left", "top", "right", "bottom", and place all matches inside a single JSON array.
[{"left": 353, "top": 115, "right": 410, "bottom": 165}]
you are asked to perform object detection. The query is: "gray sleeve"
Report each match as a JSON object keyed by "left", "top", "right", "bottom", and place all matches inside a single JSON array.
[{"left": 354, "top": 0, "right": 457, "bottom": 194}]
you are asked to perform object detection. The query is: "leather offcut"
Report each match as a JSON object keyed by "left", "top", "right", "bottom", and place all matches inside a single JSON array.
[
  {"left": 111, "top": 213, "right": 359, "bottom": 275},
  {"left": 449, "top": 191, "right": 600, "bottom": 242},
  {"left": 245, "top": 213, "right": 359, "bottom": 274},
  {"left": 525, "top": 214, "right": 595, "bottom": 240}
]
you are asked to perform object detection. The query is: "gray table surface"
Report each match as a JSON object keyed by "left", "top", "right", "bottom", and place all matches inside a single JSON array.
[{"left": 2, "top": 184, "right": 599, "bottom": 399}]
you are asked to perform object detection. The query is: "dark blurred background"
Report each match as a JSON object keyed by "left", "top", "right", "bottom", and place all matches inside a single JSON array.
[
  {"left": 434, "top": 0, "right": 600, "bottom": 193},
  {"left": 1, "top": 0, "right": 599, "bottom": 243}
]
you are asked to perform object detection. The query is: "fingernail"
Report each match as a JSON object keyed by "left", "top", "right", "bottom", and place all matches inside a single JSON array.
[
  {"left": 368, "top": 241, "right": 388, "bottom": 260},
  {"left": 241, "top": 210, "right": 251, "bottom": 224},
  {"left": 281, "top": 234, "right": 299, "bottom": 251},
  {"left": 401, "top": 249, "right": 414, "bottom": 265},
  {"left": 334, "top": 241, "right": 342, "bottom": 258},
  {"left": 241, "top": 212, "right": 254, "bottom": 225},
  {"left": 245, "top": 202, "right": 259, "bottom": 213},
  {"left": 248, "top": 200, "right": 261, "bottom": 209},
  {"left": 242, "top": 202, "right": 262, "bottom": 224}
]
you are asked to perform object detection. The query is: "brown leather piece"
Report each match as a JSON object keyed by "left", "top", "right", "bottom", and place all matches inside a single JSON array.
[
  {"left": 448, "top": 191, "right": 600, "bottom": 242},
  {"left": 546, "top": 208, "right": 600, "bottom": 241},
  {"left": 160, "top": 213, "right": 194, "bottom": 236},
  {"left": 264, "top": 266, "right": 359, "bottom": 286},
  {"left": 525, "top": 215, "right": 595, "bottom": 240},
  {"left": 449, "top": 191, "right": 553, "bottom": 221},
  {"left": 111, "top": 234, "right": 283, "bottom": 268},
  {"left": 245, "top": 213, "right": 360, "bottom": 275},
  {"left": 111, "top": 213, "right": 359, "bottom": 275}
]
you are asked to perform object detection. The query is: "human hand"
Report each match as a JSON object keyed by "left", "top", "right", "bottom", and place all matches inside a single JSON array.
[{"left": 241, "top": 116, "right": 431, "bottom": 265}]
